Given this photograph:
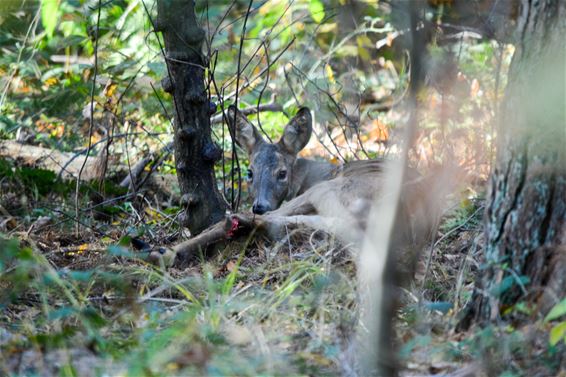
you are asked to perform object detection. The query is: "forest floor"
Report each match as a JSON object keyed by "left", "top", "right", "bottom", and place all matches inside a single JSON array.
[{"left": 0, "top": 161, "right": 564, "bottom": 376}]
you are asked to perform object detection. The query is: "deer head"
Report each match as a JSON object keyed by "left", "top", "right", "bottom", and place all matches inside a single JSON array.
[{"left": 227, "top": 105, "right": 312, "bottom": 214}]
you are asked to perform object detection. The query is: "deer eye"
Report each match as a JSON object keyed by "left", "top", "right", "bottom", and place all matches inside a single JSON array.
[
  {"left": 277, "top": 170, "right": 287, "bottom": 181},
  {"left": 247, "top": 169, "right": 253, "bottom": 181}
]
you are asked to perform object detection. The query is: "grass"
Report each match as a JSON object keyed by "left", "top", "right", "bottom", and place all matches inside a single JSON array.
[
  {"left": 1, "top": 165, "right": 563, "bottom": 376},
  {"left": 0, "top": 216, "right": 360, "bottom": 376}
]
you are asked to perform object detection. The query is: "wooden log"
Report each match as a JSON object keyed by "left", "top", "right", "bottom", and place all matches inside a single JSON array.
[
  {"left": 0, "top": 140, "right": 107, "bottom": 181},
  {"left": 0, "top": 141, "right": 180, "bottom": 200}
]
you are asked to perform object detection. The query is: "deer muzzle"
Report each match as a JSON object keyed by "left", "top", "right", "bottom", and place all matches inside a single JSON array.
[{"left": 252, "top": 201, "right": 272, "bottom": 215}]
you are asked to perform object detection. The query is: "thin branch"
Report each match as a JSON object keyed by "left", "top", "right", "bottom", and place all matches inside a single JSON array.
[
  {"left": 140, "top": 0, "right": 183, "bottom": 124},
  {"left": 223, "top": 37, "right": 295, "bottom": 101},
  {"left": 210, "top": 102, "right": 282, "bottom": 124},
  {"left": 75, "top": 0, "right": 102, "bottom": 235},
  {"left": 254, "top": 40, "right": 273, "bottom": 142},
  {"left": 149, "top": 81, "right": 174, "bottom": 127},
  {"left": 231, "top": 0, "right": 254, "bottom": 212}
]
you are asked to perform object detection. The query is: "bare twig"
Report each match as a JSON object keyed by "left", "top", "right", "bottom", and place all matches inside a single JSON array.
[
  {"left": 211, "top": 102, "right": 282, "bottom": 124},
  {"left": 230, "top": 0, "right": 255, "bottom": 212},
  {"left": 119, "top": 156, "right": 152, "bottom": 189},
  {"left": 75, "top": 0, "right": 102, "bottom": 235},
  {"left": 223, "top": 37, "right": 295, "bottom": 101},
  {"left": 135, "top": 142, "right": 174, "bottom": 191},
  {"left": 255, "top": 40, "right": 273, "bottom": 142},
  {"left": 150, "top": 82, "right": 173, "bottom": 126}
]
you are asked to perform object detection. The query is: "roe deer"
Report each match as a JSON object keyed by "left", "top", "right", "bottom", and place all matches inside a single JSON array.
[
  {"left": 151, "top": 107, "right": 451, "bottom": 267},
  {"left": 225, "top": 106, "right": 449, "bottom": 248},
  {"left": 227, "top": 105, "right": 383, "bottom": 214}
]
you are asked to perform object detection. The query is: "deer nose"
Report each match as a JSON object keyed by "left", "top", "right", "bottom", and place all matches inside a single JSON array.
[{"left": 252, "top": 202, "right": 271, "bottom": 214}]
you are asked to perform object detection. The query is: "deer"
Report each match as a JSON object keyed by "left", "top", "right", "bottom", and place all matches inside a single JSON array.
[
  {"left": 223, "top": 105, "right": 433, "bottom": 241},
  {"left": 149, "top": 106, "right": 448, "bottom": 268},
  {"left": 225, "top": 105, "right": 386, "bottom": 217},
  {"left": 226, "top": 105, "right": 340, "bottom": 214}
]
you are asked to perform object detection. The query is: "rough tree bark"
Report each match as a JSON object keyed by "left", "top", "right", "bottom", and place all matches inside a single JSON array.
[
  {"left": 461, "top": 0, "right": 566, "bottom": 327},
  {"left": 155, "top": 0, "right": 227, "bottom": 234}
]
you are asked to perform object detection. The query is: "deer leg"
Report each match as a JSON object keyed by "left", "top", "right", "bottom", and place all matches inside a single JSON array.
[
  {"left": 270, "top": 197, "right": 316, "bottom": 216},
  {"left": 259, "top": 213, "right": 363, "bottom": 245},
  {"left": 270, "top": 181, "right": 338, "bottom": 217},
  {"left": 148, "top": 218, "right": 228, "bottom": 267},
  {"left": 149, "top": 215, "right": 257, "bottom": 267}
]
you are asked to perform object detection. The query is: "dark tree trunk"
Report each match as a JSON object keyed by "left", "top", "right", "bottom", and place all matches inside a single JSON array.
[
  {"left": 155, "top": 0, "right": 227, "bottom": 234},
  {"left": 461, "top": 0, "right": 566, "bottom": 328}
]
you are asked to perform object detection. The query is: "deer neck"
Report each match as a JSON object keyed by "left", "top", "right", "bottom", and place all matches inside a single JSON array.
[{"left": 287, "top": 158, "right": 337, "bottom": 199}]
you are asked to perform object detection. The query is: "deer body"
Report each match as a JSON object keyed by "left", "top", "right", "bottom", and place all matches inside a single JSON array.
[
  {"left": 226, "top": 105, "right": 438, "bottom": 245},
  {"left": 154, "top": 107, "right": 446, "bottom": 267},
  {"left": 287, "top": 158, "right": 337, "bottom": 197}
]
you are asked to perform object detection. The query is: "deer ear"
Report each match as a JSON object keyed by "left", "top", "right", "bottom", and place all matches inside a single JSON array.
[
  {"left": 227, "top": 105, "right": 263, "bottom": 154},
  {"left": 279, "top": 107, "right": 312, "bottom": 154}
]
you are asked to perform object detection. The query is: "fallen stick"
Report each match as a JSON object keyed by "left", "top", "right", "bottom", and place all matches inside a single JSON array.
[
  {"left": 0, "top": 140, "right": 180, "bottom": 201},
  {"left": 0, "top": 140, "right": 108, "bottom": 181}
]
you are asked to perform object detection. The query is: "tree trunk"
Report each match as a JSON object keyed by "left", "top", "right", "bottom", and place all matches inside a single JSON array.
[
  {"left": 461, "top": 0, "right": 566, "bottom": 328},
  {"left": 155, "top": 0, "right": 227, "bottom": 234}
]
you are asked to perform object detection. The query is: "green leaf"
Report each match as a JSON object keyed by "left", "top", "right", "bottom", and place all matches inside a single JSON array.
[
  {"left": 490, "top": 275, "right": 530, "bottom": 297},
  {"left": 424, "top": 301, "right": 453, "bottom": 314},
  {"left": 82, "top": 307, "right": 107, "bottom": 328},
  {"left": 335, "top": 45, "right": 358, "bottom": 58},
  {"left": 41, "top": 0, "right": 60, "bottom": 39},
  {"left": 544, "top": 297, "right": 566, "bottom": 322},
  {"left": 309, "top": 0, "right": 325, "bottom": 24},
  {"left": 549, "top": 321, "right": 566, "bottom": 346}
]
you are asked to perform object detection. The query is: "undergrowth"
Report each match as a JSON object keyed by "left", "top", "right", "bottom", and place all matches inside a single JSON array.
[{"left": 1, "top": 185, "right": 563, "bottom": 376}]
